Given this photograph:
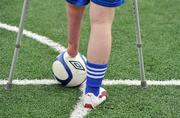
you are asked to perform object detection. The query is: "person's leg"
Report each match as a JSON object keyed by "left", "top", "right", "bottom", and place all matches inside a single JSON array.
[
  {"left": 84, "top": 0, "right": 125, "bottom": 108},
  {"left": 88, "top": 2, "right": 115, "bottom": 64},
  {"left": 85, "top": 2, "right": 115, "bottom": 96},
  {"left": 66, "top": 3, "right": 85, "bottom": 57}
]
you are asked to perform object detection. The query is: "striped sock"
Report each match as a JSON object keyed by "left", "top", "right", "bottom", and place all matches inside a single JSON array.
[{"left": 85, "top": 61, "right": 107, "bottom": 96}]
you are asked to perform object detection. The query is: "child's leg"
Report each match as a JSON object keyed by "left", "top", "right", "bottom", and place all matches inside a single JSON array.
[
  {"left": 85, "top": 2, "right": 115, "bottom": 96},
  {"left": 88, "top": 2, "right": 115, "bottom": 64},
  {"left": 66, "top": 3, "right": 85, "bottom": 57}
]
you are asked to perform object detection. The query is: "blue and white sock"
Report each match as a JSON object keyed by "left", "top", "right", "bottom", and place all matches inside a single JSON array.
[{"left": 85, "top": 61, "right": 107, "bottom": 96}]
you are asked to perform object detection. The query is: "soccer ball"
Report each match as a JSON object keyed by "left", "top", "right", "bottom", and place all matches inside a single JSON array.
[{"left": 52, "top": 51, "right": 87, "bottom": 87}]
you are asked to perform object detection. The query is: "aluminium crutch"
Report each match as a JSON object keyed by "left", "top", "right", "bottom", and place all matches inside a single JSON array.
[
  {"left": 5, "top": 0, "right": 30, "bottom": 90},
  {"left": 132, "top": 0, "right": 147, "bottom": 87}
]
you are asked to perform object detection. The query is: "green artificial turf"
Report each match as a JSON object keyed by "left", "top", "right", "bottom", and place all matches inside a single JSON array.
[
  {"left": 0, "top": 85, "right": 80, "bottom": 118},
  {"left": 0, "top": 30, "right": 57, "bottom": 79},
  {"left": 0, "top": 85, "right": 180, "bottom": 118},
  {"left": 0, "top": 0, "right": 180, "bottom": 117},
  {"left": 87, "top": 85, "right": 180, "bottom": 118}
]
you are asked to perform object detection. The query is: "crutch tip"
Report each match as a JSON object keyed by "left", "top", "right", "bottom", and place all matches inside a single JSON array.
[
  {"left": 4, "top": 83, "right": 13, "bottom": 90},
  {"left": 141, "top": 81, "right": 147, "bottom": 88}
]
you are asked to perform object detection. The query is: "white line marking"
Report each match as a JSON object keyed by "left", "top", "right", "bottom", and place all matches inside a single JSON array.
[
  {"left": 0, "top": 79, "right": 180, "bottom": 86},
  {"left": 103, "top": 80, "right": 180, "bottom": 86},
  {"left": 70, "top": 96, "right": 91, "bottom": 118},
  {"left": 0, "top": 22, "right": 66, "bottom": 52},
  {"left": 0, "top": 79, "right": 58, "bottom": 85}
]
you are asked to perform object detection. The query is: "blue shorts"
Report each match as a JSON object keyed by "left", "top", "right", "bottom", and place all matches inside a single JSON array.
[{"left": 66, "top": 0, "right": 124, "bottom": 7}]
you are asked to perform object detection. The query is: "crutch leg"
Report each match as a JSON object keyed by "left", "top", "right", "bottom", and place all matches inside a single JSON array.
[
  {"left": 132, "top": 0, "right": 147, "bottom": 87},
  {"left": 5, "top": 0, "right": 30, "bottom": 90}
]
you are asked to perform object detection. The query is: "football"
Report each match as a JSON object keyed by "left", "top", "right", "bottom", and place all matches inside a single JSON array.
[{"left": 52, "top": 51, "right": 87, "bottom": 87}]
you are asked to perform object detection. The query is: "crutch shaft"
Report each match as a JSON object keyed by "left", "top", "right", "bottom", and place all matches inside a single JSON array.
[
  {"left": 132, "top": 0, "right": 147, "bottom": 87},
  {"left": 5, "top": 0, "right": 30, "bottom": 90}
]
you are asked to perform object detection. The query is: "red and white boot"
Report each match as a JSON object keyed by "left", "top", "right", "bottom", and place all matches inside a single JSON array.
[{"left": 83, "top": 87, "right": 108, "bottom": 109}]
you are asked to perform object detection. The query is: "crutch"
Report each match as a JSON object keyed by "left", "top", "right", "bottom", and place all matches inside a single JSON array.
[
  {"left": 132, "top": 0, "right": 147, "bottom": 87},
  {"left": 5, "top": 0, "right": 30, "bottom": 90}
]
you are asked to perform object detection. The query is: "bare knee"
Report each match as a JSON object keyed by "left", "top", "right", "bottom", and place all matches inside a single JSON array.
[
  {"left": 67, "top": 3, "right": 85, "bottom": 15},
  {"left": 90, "top": 2, "right": 115, "bottom": 25}
]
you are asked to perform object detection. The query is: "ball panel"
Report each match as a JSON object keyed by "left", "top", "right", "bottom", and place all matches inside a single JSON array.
[
  {"left": 52, "top": 61, "right": 68, "bottom": 80},
  {"left": 66, "top": 54, "right": 87, "bottom": 87},
  {"left": 67, "top": 71, "right": 86, "bottom": 87}
]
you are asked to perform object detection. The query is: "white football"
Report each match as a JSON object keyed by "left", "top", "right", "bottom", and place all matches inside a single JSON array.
[{"left": 52, "top": 51, "right": 87, "bottom": 87}]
